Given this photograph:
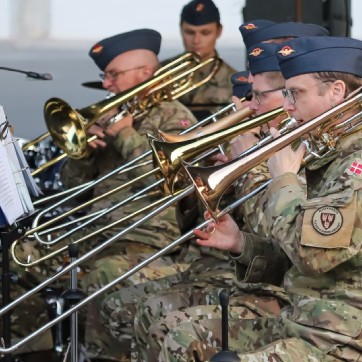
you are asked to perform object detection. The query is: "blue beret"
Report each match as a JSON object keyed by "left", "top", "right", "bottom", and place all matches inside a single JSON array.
[
  {"left": 276, "top": 36, "right": 362, "bottom": 79},
  {"left": 240, "top": 20, "right": 328, "bottom": 49},
  {"left": 231, "top": 71, "right": 252, "bottom": 98},
  {"left": 89, "top": 29, "right": 161, "bottom": 71},
  {"left": 248, "top": 43, "right": 280, "bottom": 75},
  {"left": 181, "top": 0, "right": 220, "bottom": 26}
]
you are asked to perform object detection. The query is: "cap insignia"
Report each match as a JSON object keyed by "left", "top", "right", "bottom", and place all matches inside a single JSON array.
[
  {"left": 196, "top": 3, "right": 204, "bottom": 11},
  {"left": 278, "top": 46, "right": 295, "bottom": 57},
  {"left": 249, "top": 47, "right": 264, "bottom": 57},
  {"left": 236, "top": 76, "right": 248, "bottom": 82},
  {"left": 91, "top": 44, "right": 103, "bottom": 54},
  {"left": 243, "top": 23, "right": 257, "bottom": 30}
]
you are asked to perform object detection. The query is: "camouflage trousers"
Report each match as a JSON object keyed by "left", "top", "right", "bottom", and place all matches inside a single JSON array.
[
  {"left": 80, "top": 241, "right": 190, "bottom": 361},
  {"left": 133, "top": 283, "right": 289, "bottom": 362},
  {"left": 100, "top": 247, "right": 235, "bottom": 361},
  {"left": 157, "top": 307, "right": 353, "bottom": 362}
]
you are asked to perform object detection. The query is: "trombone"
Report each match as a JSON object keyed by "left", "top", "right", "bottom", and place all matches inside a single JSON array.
[
  {"left": 12, "top": 105, "right": 284, "bottom": 266},
  {"left": 25, "top": 52, "right": 221, "bottom": 176},
  {"left": 183, "top": 90, "right": 362, "bottom": 220},
  {"left": 3, "top": 90, "right": 362, "bottom": 355},
  {"left": 43, "top": 53, "right": 221, "bottom": 158}
]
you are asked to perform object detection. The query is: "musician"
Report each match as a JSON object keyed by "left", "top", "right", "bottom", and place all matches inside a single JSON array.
[
  {"left": 59, "top": 29, "right": 197, "bottom": 361},
  {"left": 99, "top": 21, "right": 331, "bottom": 362},
  {"left": 159, "top": 36, "right": 362, "bottom": 361},
  {"left": 175, "top": 0, "right": 236, "bottom": 119},
  {"left": 130, "top": 42, "right": 293, "bottom": 362}
]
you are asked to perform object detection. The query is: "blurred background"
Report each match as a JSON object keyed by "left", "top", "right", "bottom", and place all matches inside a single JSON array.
[{"left": 0, "top": 0, "right": 358, "bottom": 139}]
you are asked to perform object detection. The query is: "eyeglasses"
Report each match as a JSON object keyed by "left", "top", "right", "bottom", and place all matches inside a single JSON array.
[
  {"left": 250, "top": 86, "right": 284, "bottom": 105},
  {"left": 99, "top": 66, "right": 145, "bottom": 81},
  {"left": 282, "top": 80, "right": 334, "bottom": 105}
]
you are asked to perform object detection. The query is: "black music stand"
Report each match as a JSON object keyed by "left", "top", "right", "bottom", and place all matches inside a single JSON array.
[{"left": 1, "top": 220, "right": 26, "bottom": 362}]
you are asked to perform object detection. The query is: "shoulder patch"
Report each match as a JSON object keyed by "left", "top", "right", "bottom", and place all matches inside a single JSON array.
[
  {"left": 347, "top": 160, "right": 362, "bottom": 176},
  {"left": 179, "top": 119, "right": 190, "bottom": 127},
  {"left": 312, "top": 206, "right": 343, "bottom": 235}
]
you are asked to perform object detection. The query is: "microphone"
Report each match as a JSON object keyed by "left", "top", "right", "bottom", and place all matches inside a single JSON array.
[
  {"left": 0, "top": 66, "right": 53, "bottom": 80},
  {"left": 25, "top": 71, "right": 53, "bottom": 80}
]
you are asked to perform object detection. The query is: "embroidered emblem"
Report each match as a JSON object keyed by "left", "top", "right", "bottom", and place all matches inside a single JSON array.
[
  {"left": 249, "top": 47, "right": 264, "bottom": 57},
  {"left": 278, "top": 46, "right": 295, "bottom": 57},
  {"left": 349, "top": 161, "right": 362, "bottom": 175},
  {"left": 236, "top": 76, "right": 248, "bottom": 82},
  {"left": 196, "top": 3, "right": 204, "bottom": 11},
  {"left": 242, "top": 23, "right": 257, "bottom": 30},
  {"left": 91, "top": 44, "right": 103, "bottom": 54},
  {"left": 179, "top": 119, "right": 190, "bottom": 127},
  {"left": 312, "top": 206, "right": 343, "bottom": 235}
]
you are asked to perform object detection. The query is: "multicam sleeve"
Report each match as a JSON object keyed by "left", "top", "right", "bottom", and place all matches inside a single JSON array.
[{"left": 264, "top": 150, "right": 362, "bottom": 275}]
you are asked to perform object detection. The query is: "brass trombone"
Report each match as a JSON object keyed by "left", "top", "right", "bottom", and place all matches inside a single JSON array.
[
  {"left": 43, "top": 52, "right": 222, "bottom": 160},
  {"left": 12, "top": 106, "right": 285, "bottom": 266},
  {"left": 2, "top": 91, "right": 362, "bottom": 355},
  {"left": 24, "top": 52, "right": 221, "bottom": 176},
  {"left": 183, "top": 90, "right": 362, "bottom": 220}
]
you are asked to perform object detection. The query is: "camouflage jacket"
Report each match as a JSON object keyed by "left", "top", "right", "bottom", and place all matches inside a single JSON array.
[
  {"left": 234, "top": 131, "right": 362, "bottom": 359},
  {"left": 178, "top": 55, "right": 236, "bottom": 118},
  {"left": 60, "top": 100, "right": 197, "bottom": 249}
]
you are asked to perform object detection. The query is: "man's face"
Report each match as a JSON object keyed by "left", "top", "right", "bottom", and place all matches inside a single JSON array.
[
  {"left": 101, "top": 52, "right": 149, "bottom": 94},
  {"left": 180, "top": 21, "right": 221, "bottom": 60},
  {"left": 283, "top": 74, "right": 334, "bottom": 124},
  {"left": 249, "top": 73, "right": 285, "bottom": 128}
]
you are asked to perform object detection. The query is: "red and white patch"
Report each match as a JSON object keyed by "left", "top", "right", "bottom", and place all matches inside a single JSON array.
[
  {"left": 249, "top": 47, "right": 264, "bottom": 57},
  {"left": 242, "top": 23, "right": 257, "bottom": 30},
  {"left": 179, "top": 119, "right": 190, "bottom": 127},
  {"left": 278, "top": 46, "right": 295, "bottom": 57},
  {"left": 312, "top": 206, "right": 343, "bottom": 235},
  {"left": 349, "top": 161, "right": 362, "bottom": 175},
  {"left": 91, "top": 44, "right": 103, "bottom": 54}
]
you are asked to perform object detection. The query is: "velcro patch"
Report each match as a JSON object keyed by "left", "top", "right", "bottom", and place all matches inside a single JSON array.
[{"left": 301, "top": 196, "right": 356, "bottom": 248}]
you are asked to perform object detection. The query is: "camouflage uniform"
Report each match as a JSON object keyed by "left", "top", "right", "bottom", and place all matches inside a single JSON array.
[
  {"left": 177, "top": 55, "right": 236, "bottom": 119},
  {"left": 157, "top": 131, "right": 362, "bottom": 361},
  {"left": 58, "top": 99, "right": 197, "bottom": 360},
  {"left": 129, "top": 160, "right": 291, "bottom": 361}
]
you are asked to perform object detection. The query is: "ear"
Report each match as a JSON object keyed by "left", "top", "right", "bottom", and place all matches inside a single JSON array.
[
  {"left": 330, "top": 80, "right": 346, "bottom": 103},
  {"left": 217, "top": 24, "right": 223, "bottom": 39},
  {"left": 142, "top": 65, "right": 154, "bottom": 78}
]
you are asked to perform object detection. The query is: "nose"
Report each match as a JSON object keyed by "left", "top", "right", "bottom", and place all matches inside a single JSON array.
[
  {"left": 102, "top": 78, "right": 113, "bottom": 91},
  {"left": 248, "top": 97, "right": 259, "bottom": 112},
  {"left": 283, "top": 98, "right": 295, "bottom": 113},
  {"left": 193, "top": 32, "right": 202, "bottom": 44}
]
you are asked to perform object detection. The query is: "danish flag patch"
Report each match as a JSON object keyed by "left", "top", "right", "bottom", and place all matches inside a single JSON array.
[
  {"left": 179, "top": 119, "right": 190, "bottom": 127},
  {"left": 349, "top": 161, "right": 362, "bottom": 175}
]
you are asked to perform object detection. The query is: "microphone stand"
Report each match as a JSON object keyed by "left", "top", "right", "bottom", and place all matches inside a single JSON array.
[
  {"left": 210, "top": 290, "right": 240, "bottom": 362},
  {"left": 1, "top": 224, "right": 26, "bottom": 362}
]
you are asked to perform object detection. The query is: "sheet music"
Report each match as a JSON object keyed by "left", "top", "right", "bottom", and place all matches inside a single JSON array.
[
  {"left": 0, "top": 132, "right": 25, "bottom": 225},
  {"left": 0, "top": 105, "right": 34, "bottom": 225},
  {"left": 13, "top": 138, "right": 42, "bottom": 197}
]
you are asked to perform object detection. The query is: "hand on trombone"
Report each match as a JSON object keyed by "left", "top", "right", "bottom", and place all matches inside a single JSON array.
[
  {"left": 267, "top": 127, "right": 306, "bottom": 177},
  {"left": 193, "top": 210, "right": 245, "bottom": 255},
  {"left": 87, "top": 113, "right": 134, "bottom": 149}
]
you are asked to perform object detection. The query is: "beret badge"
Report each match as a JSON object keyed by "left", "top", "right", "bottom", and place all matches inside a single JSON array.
[{"left": 278, "top": 46, "right": 295, "bottom": 56}]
